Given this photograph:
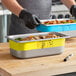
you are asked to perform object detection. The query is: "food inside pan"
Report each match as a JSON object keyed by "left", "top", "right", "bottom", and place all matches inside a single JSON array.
[
  {"left": 15, "top": 33, "right": 60, "bottom": 41},
  {"left": 42, "top": 19, "right": 76, "bottom": 25}
]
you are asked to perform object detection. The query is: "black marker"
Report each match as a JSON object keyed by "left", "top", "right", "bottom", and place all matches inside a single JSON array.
[{"left": 63, "top": 54, "right": 73, "bottom": 62}]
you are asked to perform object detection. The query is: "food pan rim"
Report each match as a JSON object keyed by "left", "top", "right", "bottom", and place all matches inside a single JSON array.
[
  {"left": 6, "top": 32, "right": 70, "bottom": 43},
  {"left": 40, "top": 18, "right": 76, "bottom": 26}
]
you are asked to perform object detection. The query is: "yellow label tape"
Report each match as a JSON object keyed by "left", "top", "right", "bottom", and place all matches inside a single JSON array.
[{"left": 9, "top": 38, "right": 65, "bottom": 51}]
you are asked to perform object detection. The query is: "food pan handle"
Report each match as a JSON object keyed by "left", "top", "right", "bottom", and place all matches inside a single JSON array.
[
  {"left": 5, "top": 36, "right": 11, "bottom": 40},
  {"left": 32, "top": 15, "right": 41, "bottom": 25}
]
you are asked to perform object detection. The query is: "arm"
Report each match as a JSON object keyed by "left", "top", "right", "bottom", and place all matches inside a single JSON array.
[
  {"left": 2, "top": 0, "right": 40, "bottom": 29},
  {"left": 2, "top": 0, "right": 23, "bottom": 16},
  {"left": 61, "top": 0, "right": 76, "bottom": 17},
  {"left": 61, "top": 0, "right": 76, "bottom": 9}
]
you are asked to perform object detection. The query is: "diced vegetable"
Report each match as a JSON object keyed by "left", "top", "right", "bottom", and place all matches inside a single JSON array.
[
  {"left": 15, "top": 38, "right": 22, "bottom": 41},
  {"left": 15, "top": 33, "right": 61, "bottom": 41},
  {"left": 42, "top": 20, "right": 76, "bottom": 25}
]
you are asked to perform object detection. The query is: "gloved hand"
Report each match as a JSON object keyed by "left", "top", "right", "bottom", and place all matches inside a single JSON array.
[
  {"left": 19, "top": 9, "right": 41, "bottom": 29},
  {"left": 70, "top": 5, "right": 76, "bottom": 17}
]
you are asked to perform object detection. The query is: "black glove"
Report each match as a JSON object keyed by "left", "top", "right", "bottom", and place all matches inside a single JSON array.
[
  {"left": 19, "top": 9, "right": 41, "bottom": 29},
  {"left": 70, "top": 5, "right": 76, "bottom": 17}
]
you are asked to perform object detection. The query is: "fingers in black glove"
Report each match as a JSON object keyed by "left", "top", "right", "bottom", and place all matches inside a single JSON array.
[
  {"left": 19, "top": 9, "right": 41, "bottom": 29},
  {"left": 70, "top": 5, "right": 76, "bottom": 17}
]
